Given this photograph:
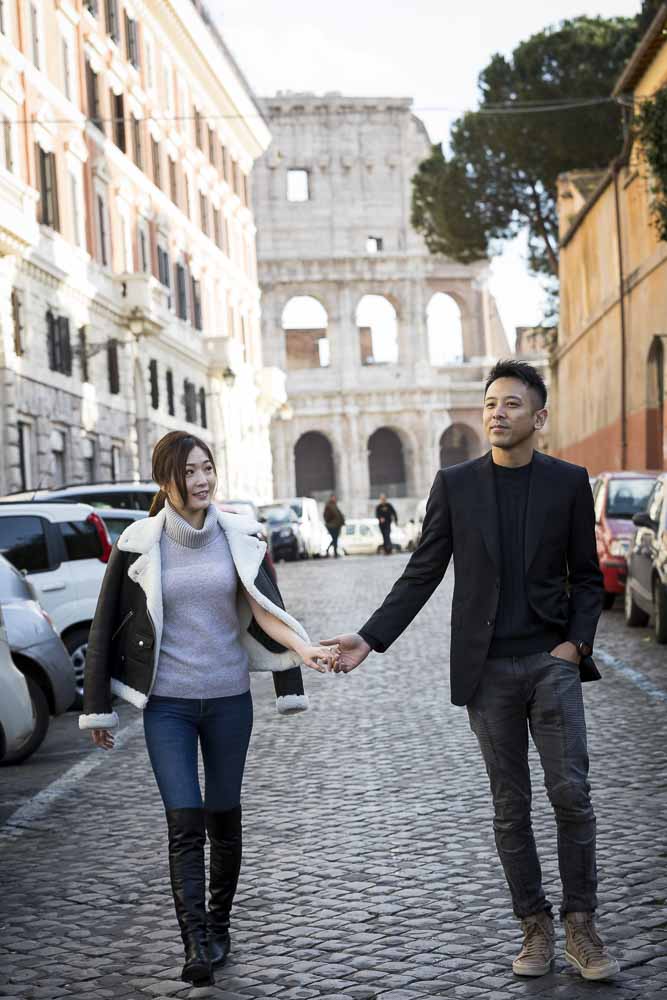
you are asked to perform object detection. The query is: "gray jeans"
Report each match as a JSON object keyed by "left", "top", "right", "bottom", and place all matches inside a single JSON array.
[{"left": 467, "top": 651, "right": 597, "bottom": 919}]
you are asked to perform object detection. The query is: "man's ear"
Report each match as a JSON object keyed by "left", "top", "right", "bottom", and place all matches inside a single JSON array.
[{"left": 534, "top": 407, "right": 548, "bottom": 431}]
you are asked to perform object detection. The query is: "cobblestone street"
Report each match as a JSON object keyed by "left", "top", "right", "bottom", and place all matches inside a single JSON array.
[{"left": 1, "top": 553, "right": 666, "bottom": 1000}]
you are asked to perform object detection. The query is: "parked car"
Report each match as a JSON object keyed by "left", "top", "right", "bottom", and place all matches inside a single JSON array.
[
  {"left": 276, "top": 497, "right": 323, "bottom": 558},
  {"left": 97, "top": 507, "right": 148, "bottom": 544},
  {"left": 0, "top": 480, "right": 158, "bottom": 511},
  {"left": 0, "top": 503, "right": 112, "bottom": 704},
  {"left": 217, "top": 499, "right": 261, "bottom": 520},
  {"left": 258, "top": 504, "right": 307, "bottom": 562},
  {"left": 0, "top": 606, "right": 34, "bottom": 765},
  {"left": 624, "top": 474, "right": 667, "bottom": 643},
  {"left": 592, "top": 472, "right": 658, "bottom": 608},
  {"left": 0, "top": 554, "right": 76, "bottom": 761},
  {"left": 340, "top": 518, "right": 408, "bottom": 556}
]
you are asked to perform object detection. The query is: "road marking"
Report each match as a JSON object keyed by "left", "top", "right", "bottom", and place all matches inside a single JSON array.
[
  {"left": 595, "top": 648, "right": 667, "bottom": 702},
  {"left": 0, "top": 718, "right": 144, "bottom": 841}
]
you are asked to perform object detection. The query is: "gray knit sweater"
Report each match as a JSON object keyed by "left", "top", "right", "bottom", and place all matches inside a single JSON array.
[{"left": 151, "top": 502, "right": 250, "bottom": 699}]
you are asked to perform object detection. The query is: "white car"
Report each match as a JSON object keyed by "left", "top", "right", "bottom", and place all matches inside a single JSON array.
[
  {"left": 0, "top": 503, "right": 112, "bottom": 704},
  {"left": 0, "top": 607, "right": 34, "bottom": 763},
  {"left": 340, "top": 519, "right": 408, "bottom": 555},
  {"left": 277, "top": 497, "right": 324, "bottom": 558},
  {"left": 0, "top": 480, "right": 158, "bottom": 511}
]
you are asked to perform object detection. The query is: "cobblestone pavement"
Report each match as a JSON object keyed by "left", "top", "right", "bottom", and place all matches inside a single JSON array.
[{"left": 1, "top": 554, "right": 666, "bottom": 1000}]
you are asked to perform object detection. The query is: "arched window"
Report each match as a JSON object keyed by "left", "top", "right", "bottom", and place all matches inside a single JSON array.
[
  {"left": 647, "top": 337, "right": 665, "bottom": 469},
  {"left": 356, "top": 295, "right": 398, "bottom": 365},
  {"left": 427, "top": 293, "right": 463, "bottom": 365},
  {"left": 294, "top": 431, "right": 335, "bottom": 499},
  {"left": 440, "top": 424, "right": 479, "bottom": 468},
  {"left": 368, "top": 427, "right": 406, "bottom": 498},
  {"left": 282, "top": 296, "right": 329, "bottom": 369}
]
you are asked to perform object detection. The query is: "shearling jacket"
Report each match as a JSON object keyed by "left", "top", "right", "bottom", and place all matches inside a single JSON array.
[{"left": 79, "top": 506, "right": 309, "bottom": 730}]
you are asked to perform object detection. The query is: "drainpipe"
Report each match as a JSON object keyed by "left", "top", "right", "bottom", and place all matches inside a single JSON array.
[{"left": 612, "top": 101, "right": 634, "bottom": 470}]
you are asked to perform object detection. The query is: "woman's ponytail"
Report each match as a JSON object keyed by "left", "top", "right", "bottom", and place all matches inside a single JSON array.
[{"left": 148, "top": 488, "right": 167, "bottom": 517}]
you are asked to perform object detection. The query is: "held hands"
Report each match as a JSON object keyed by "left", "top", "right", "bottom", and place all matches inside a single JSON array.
[
  {"left": 300, "top": 643, "right": 340, "bottom": 673},
  {"left": 91, "top": 728, "right": 114, "bottom": 750},
  {"left": 320, "top": 633, "right": 371, "bottom": 673}
]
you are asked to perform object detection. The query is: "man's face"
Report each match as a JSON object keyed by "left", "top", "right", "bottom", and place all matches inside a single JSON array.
[{"left": 483, "top": 377, "right": 547, "bottom": 450}]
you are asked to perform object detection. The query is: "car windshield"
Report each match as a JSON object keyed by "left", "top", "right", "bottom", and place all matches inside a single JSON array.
[
  {"left": 606, "top": 479, "right": 656, "bottom": 519},
  {"left": 260, "top": 506, "right": 292, "bottom": 523},
  {"left": 289, "top": 501, "right": 303, "bottom": 518},
  {"left": 221, "top": 501, "right": 256, "bottom": 518}
]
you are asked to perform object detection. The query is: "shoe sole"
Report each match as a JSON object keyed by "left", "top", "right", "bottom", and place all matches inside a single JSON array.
[
  {"left": 182, "top": 962, "right": 214, "bottom": 986},
  {"left": 512, "top": 959, "right": 554, "bottom": 977},
  {"left": 565, "top": 951, "right": 620, "bottom": 981}
]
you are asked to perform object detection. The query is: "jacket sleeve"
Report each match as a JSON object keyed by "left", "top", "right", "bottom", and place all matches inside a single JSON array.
[
  {"left": 78, "top": 545, "right": 124, "bottom": 730},
  {"left": 565, "top": 468, "right": 604, "bottom": 648},
  {"left": 359, "top": 471, "right": 453, "bottom": 652}
]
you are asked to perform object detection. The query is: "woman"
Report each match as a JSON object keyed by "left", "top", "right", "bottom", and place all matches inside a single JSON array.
[{"left": 79, "top": 431, "right": 335, "bottom": 987}]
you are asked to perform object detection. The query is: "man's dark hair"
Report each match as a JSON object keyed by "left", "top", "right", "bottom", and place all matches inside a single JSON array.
[{"left": 484, "top": 359, "right": 547, "bottom": 409}]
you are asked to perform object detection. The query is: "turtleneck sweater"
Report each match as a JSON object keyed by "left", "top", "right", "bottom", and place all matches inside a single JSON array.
[{"left": 151, "top": 501, "right": 250, "bottom": 699}]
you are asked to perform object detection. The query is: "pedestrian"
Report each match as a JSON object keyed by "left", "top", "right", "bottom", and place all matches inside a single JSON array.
[
  {"left": 323, "top": 493, "right": 345, "bottom": 557},
  {"left": 322, "top": 360, "right": 619, "bottom": 982},
  {"left": 79, "top": 430, "right": 336, "bottom": 987},
  {"left": 375, "top": 493, "right": 397, "bottom": 555}
]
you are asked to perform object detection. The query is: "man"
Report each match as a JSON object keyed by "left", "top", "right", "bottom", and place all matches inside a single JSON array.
[
  {"left": 323, "top": 360, "right": 618, "bottom": 982},
  {"left": 375, "top": 493, "right": 398, "bottom": 555},
  {"left": 323, "top": 494, "right": 345, "bottom": 558}
]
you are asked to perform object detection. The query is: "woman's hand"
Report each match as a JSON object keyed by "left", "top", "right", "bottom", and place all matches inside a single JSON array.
[
  {"left": 91, "top": 728, "right": 115, "bottom": 750},
  {"left": 299, "top": 643, "right": 339, "bottom": 673}
]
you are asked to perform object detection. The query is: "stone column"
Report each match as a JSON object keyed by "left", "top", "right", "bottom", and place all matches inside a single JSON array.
[{"left": 335, "top": 285, "right": 362, "bottom": 389}]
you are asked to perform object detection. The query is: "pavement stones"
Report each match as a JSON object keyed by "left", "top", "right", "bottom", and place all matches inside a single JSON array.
[{"left": 1, "top": 555, "right": 666, "bottom": 999}]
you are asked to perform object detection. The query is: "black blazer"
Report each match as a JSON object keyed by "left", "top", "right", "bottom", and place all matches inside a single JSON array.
[{"left": 359, "top": 451, "right": 603, "bottom": 706}]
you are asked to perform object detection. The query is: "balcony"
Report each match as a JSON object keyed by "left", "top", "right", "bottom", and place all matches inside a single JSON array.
[
  {"left": 120, "top": 272, "right": 170, "bottom": 335},
  {"left": 204, "top": 333, "right": 245, "bottom": 377},
  {"left": 0, "top": 172, "right": 39, "bottom": 255}
]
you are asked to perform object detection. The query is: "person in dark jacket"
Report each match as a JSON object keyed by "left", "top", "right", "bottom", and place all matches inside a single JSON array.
[
  {"left": 375, "top": 494, "right": 398, "bottom": 554},
  {"left": 323, "top": 494, "right": 345, "bottom": 557},
  {"left": 322, "top": 361, "right": 619, "bottom": 983},
  {"left": 80, "top": 431, "right": 335, "bottom": 987}
]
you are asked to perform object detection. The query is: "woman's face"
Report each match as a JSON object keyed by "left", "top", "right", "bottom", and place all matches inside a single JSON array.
[{"left": 166, "top": 446, "right": 217, "bottom": 513}]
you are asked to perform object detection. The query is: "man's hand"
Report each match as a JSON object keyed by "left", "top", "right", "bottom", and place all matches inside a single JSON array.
[
  {"left": 550, "top": 641, "right": 580, "bottom": 665},
  {"left": 321, "top": 633, "right": 371, "bottom": 673}
]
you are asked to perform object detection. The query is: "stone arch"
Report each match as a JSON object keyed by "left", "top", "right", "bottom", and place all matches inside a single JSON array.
[
  {"left": 427, "top": 292, "right": 463, "bottom": 365},
  {"left": 427, "top": 282, "right": 477, "bottom": 359},
  {"left": 356, "top": 294, "right": 398, "bottom": 365},
  {"left": 294, "top": 430, "right": 335, "bottom": 500},
  {"left": 368, "top": 426, "right": 408, "bottom": 498},
  {"left": 440, "top": 424, "right": 480, "bottom": 468},
  {"left": 646, "top": 336, "right": 665, "bottom": 469},
  {"left": 282, "top": 295, "right": 330, "bottom": 369}
]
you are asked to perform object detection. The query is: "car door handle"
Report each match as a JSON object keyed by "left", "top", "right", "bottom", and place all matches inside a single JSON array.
[{"left": 41, "top": 583, "right": 67, "bottom": 592}]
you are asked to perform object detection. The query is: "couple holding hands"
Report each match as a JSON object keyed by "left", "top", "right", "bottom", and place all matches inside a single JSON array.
[{"left": 79, "top": 360, "right": 618, "bottom": 987}]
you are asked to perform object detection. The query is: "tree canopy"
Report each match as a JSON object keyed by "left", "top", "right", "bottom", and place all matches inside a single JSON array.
[{"left": 411, "top": 15, "right": 642, "bottom": 281}]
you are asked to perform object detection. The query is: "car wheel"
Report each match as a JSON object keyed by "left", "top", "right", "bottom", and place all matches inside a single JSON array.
[
  {"left": 624, "top": 582, "right": 649, "bottom": 627},
  {"left": 64, "top": 627, "right": 90, "bottom": 710},
  {"left": 602, "top": 592, "right": 616, "bottom": 610},
  {"left": 1, "top": 676, "right": 49, "bottom": 765},
  {"left": 654, "top": 579, "right": 667, "bottom": 644}
]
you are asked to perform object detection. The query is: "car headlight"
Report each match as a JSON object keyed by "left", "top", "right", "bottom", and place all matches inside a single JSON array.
[
  {"left": 279, "top": 528, "right": 293, "bottom": 538},
  {"left": 609, "top": 538, "right": 631, "bottom": 557}
]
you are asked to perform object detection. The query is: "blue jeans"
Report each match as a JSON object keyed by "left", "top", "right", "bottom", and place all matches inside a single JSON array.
[
  {"left": 143, "top": 691, "right": 253, "bottom": 812},
  {"left": 467, "top": 652, "right": 597, "bottom": 919}
]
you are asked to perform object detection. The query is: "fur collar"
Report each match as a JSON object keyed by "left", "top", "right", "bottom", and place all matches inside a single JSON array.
[{"left": 117, "top": 506, "right": 263, "bottom": 555}]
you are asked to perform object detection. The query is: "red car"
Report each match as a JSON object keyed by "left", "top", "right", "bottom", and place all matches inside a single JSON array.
[{"left": 592, "top": 472, "right": 658, "bottom": 608}]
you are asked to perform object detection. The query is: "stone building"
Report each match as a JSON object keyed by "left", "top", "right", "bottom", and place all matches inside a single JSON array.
[
  {"left": 554, "top": 6, "right": 667, "bottom": 473},
  {"left": 253, "top": 93, "right": 509, "bottom": 518},
  {"left": 0, "top": 0, "right": 283, "bottom": 499}
]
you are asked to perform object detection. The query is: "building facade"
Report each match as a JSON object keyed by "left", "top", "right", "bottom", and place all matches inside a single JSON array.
[
  {"left": 253, "top": 93, "right": 509, "bottom": 518},
  {"left": 554, "top": 6, "right": 667, "bottom": 473},
  {"left": 0, "top": 0, "right": 283, "bottom": 499}
]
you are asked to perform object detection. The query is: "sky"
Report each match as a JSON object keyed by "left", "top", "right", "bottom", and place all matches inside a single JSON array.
[{"left": 211, "top": 0, "right": 641, "bottom": 343}]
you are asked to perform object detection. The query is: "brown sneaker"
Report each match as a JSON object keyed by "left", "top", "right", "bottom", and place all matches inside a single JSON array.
[
  {"left": 564, "top": 912, "right": 620, "bottom": 981},
  {"left": 512, "top": 911, "right": 555, "bottom": 976}
]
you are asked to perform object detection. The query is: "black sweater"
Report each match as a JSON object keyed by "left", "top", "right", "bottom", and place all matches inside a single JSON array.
[{"left": 488, "top": 460, "right": 562, "bottom": 658}]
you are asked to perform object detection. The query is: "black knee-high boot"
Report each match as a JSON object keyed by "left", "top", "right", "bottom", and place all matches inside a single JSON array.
[
  {"left": 165, "top": 808, "right": 214, "bottom": 986},
  {"left": 205, "top": 805, "right": 242, "bottom": 968}
]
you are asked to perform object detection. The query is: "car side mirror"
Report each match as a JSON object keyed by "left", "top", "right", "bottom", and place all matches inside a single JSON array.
[
  {"left": 258, "top": 515, "right": 267, "bottom": 523},
  {"left": 632, "top": 511, "right": 654, "bottom": 529}
]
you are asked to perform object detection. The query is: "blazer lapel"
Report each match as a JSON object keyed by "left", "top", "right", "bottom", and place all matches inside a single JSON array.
[
  {"left": 473, "top": 452, "right": 501, "bottom": 571},
  {"left": 524, "top": 452, "right": 553, "bottom": 572}
]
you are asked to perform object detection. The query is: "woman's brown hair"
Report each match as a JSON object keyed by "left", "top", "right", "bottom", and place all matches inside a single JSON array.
[{"left": 149, "top": 431, "right": 217, "bottom": 516}]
